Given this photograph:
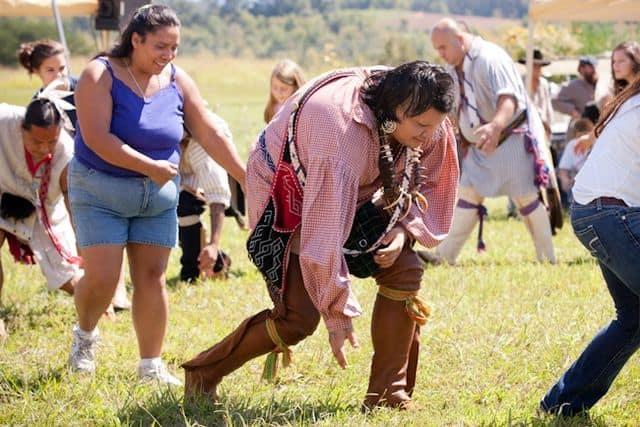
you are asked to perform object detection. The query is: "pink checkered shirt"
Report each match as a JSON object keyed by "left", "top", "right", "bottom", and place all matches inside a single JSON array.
[{"left": 246, "top": 69, "right": 459, "bottom": 332}]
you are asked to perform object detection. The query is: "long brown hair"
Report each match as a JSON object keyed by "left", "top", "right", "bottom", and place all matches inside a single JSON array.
[
  {"left": 611, "top": 41, "right": 640, "bottom": 95},
  {"left": 17, "top": 39, "right": 65, "bottom": 74},
  {"left": 595, "top": 72, "right": 640, "bottom": 137},
  {"left": 263, "top": 59, "right": 305, "bottom": 123}
]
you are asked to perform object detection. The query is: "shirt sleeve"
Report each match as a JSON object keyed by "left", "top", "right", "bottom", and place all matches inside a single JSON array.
[
  {"left": 552, "top": 83, "right": 579, "bottom": 115},
  {"left": 541, "top": 80, "right": 554, "bottom": 128},
  {"left": 188, "top": 142, "right": 232, "bottom": 207},
  {"left": 298, "top": 154, "right": 363, "bottom": 333},
  {"left": 401, "top": 117, "right": 460, "bottom": 248},
  {"left": 558, "top": 139, "right": 577, "bottom": 171},
  {"left": 483, "top": 56, "right": 525, "bottom": 113}
]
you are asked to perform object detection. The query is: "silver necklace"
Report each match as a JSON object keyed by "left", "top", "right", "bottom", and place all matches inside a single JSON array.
[{"left": 124, "top": 58, "right": 161, "bottom": 100}]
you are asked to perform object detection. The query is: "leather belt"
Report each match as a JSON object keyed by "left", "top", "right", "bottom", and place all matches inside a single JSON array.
[
  {"left": 497, "top": 109, "right": 527, "bottom": 146},
  {"left": 590, "top": 197, "right": 628, "bottom": 207}
]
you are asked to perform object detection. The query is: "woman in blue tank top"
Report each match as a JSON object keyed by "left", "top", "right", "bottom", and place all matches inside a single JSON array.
[{"left": 66, "top": 4, "right": 246, "bottom": 384}]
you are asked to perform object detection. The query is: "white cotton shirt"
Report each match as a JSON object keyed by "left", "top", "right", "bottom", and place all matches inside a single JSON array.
[
  {"left": 179, "top": 111, "right": 232, "bottom": 207},
  {"left": 0, "top": 103, "right": 78, "bottom": 290},
  {"left": 573, "top": 93, "right": 640, "bottom": 207},
  {"left": 558, "top": 138, "right": 589, "bottom": 174}
]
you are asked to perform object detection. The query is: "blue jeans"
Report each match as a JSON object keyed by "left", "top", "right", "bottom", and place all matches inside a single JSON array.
[{"left": 541, "top": 200, "right": 640, "bottom": 415}]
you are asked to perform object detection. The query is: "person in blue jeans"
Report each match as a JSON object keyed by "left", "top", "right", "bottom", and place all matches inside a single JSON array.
[{"left": 540, "top": 75, "right": 640, "bottom": 416}]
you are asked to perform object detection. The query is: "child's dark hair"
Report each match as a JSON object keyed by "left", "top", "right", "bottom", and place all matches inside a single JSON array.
[{"left": 21, "top": 98, "right": 61, "bottom": 130}]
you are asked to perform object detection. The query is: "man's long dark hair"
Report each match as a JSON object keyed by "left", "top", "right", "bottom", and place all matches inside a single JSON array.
[{"left": 361, "top": 61, "right": 455, "bottom": 123}]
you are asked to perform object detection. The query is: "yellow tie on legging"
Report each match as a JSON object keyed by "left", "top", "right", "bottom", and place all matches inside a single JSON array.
[
  {"left": 262, "top": 317, "right": 292, "bottom": 381},
  {"left": 378, "top": 286, "right": 431, "bottom": 326}
]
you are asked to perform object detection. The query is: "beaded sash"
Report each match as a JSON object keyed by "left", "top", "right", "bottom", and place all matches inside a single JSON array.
[{"left": 247, "top": 71, "right": 356, "bottom": 304}]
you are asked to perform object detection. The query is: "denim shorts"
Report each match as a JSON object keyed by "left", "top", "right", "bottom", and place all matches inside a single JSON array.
[{"left": 68, "top": 158, "right": 179, "bottom": 248}]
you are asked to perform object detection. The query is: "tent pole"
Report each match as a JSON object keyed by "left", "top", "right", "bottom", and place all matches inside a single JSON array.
[
  {"left": 101, "top": 31, "right": 111, "bottom": 52},
  {"left": 525, "top": 19, "right": 535, "bottom": 96},
  {"left": 51, "top": 0, "right": 71, "bottom": 74}
]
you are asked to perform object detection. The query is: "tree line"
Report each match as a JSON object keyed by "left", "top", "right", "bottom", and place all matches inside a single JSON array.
[
  {"left": 0, "top": 2, "right": 637, "bottom": 69},
  {"left": 216, "top": 0, "right": 529, "bottom": 18}
]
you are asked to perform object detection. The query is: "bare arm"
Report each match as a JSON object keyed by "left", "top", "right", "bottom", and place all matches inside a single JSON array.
[
  {"left": 552, "top": 84, "right": 581, "bottom": 118},
  {"left": 207, "top": 203, "right": 225, "bottom": 246},
  {"left": 75, "top": 60, "right": 176, "bottom": 184},
  {"left": 59, "top": 164, "right": 72, "bottom": 220},
  {"left": 175, "top": 67, "right": 246, "bottom": 188},
  {"left": 557, "top": 169, "right": 573, "bottom": 193},
  {"left": 197, "top": 202, "right": 225, "bottom": 273},
  {"left": 474, "top": 95, "right": 517, "bottom": 154}
]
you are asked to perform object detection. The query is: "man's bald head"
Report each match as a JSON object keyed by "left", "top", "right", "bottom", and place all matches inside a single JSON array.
[
  {"left": 431, "top": 18, "right": 463, "bottom": 38},
  {"left": 431, "top": 18, "right": 468, "bottom": 67}
]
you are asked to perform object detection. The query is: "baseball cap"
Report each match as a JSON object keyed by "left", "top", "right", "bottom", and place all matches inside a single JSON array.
[{"left": 579, "top": 56, "right": 598, "bottom": 67}]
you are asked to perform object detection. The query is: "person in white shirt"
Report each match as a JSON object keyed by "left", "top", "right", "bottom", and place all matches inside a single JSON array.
[
  {"left": 0, "top": 99, "right": 79, "bottom": 338},
  {"left": 177, "top": 111, "right": 233, "bottom": 282},
  {"left": 518, "top": 49, "right": 553, "bottom": 135},
  {"left": 541, "top": 75, "right": 640, "bottom": 416},
  {"left": 557, "top": 118, "right": 593, "bottom": 203}
]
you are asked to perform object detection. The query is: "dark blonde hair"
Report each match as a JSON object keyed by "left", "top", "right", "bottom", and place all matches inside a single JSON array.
[
  {"left": 263, "top": 59, "right": 305, "bottom": 123},
  {"left": 17, "top": 39, "right": 65, "bottom": 74},
  {"left": 572, "top": 118, "right": 594, "bottom": 135},
  {"left": 595, "top": 72, "right": 640, "bottom": 137},
  {"left": 611, "top": 41, "right": 640, "bottom": 95}
]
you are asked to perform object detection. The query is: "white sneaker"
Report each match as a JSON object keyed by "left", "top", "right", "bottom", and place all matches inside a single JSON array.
[
  {"left": 68, "top": 325, "right": 99, "bottom": 373},
  {"left": 137, "top": 359, "right": 182, "bottom": 386}
]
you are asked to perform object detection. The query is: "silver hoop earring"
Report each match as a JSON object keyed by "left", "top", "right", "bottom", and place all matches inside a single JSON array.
[{"left": 381, "top": 119, "right": 397, "bottom": 134}]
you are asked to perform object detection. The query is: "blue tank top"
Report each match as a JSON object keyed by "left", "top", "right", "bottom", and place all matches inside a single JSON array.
[{"left": 74, "top": 57, "right": 183, "bottom": 177}]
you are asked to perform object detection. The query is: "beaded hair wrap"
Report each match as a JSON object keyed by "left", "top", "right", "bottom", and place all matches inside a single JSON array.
[{"left": 35, "top": 77, "right": 76, "bottom": 131}]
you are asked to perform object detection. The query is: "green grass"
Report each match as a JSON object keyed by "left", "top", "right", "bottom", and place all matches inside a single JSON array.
[{"left": 2, "top": 56, "right": 639, "bottom": 426}]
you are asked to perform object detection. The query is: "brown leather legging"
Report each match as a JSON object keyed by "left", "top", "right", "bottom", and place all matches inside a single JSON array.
[{"left": 182, "top": 243, "right": 423, "bottom": 397}]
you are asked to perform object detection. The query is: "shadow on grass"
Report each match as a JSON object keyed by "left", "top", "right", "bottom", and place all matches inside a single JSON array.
[
  {"left": 564, "top": 256, "right": 598, "bottom": 267},
  {"left": 484, "top": 411, "right": 610, "bottom": 427},
  {"left": 421, "top": 255, "right": 597, "bottom": 269},
  {"left": 520, "top": 414, "right": 608, "bottom": 427},
  {"left": 117, "top": 388, "right": 357, "bottom": 426},
  {"left": 166, "top": 267, "right": 253, "bottom": 290}
]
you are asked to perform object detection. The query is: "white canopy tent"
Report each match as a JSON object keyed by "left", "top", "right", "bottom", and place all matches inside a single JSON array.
[
  {"left": 525, "top": 0, "right": 640, "bottom": 93},
  {"left": 0, "top": 0, "right": 96, "bottom": 16},
  {"left": 0, "top": 0, "right": 99, "bottom": 68}
]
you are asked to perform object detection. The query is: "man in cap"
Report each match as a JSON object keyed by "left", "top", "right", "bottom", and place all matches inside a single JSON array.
[{"left": 552, "top": 56, "right": 598, "bottom": 120}]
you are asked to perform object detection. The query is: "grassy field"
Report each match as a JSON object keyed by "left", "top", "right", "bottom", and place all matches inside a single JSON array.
[{"left": 1, "top": 55, "right": 639, "bottom": 426}]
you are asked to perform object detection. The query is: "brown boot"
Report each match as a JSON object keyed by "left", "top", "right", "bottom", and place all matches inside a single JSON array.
[
  {"left": 405, "top": 327, "right": 420, "bottom": 397},
  {"left": 182, "top": 309, "right": 274, "bottom": 401},
  {"left": 363, "top": 293, "right": 418, "bottom": 410},
  {"left": 182, "top": 255, "right": 320, "bottom": 402}
]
